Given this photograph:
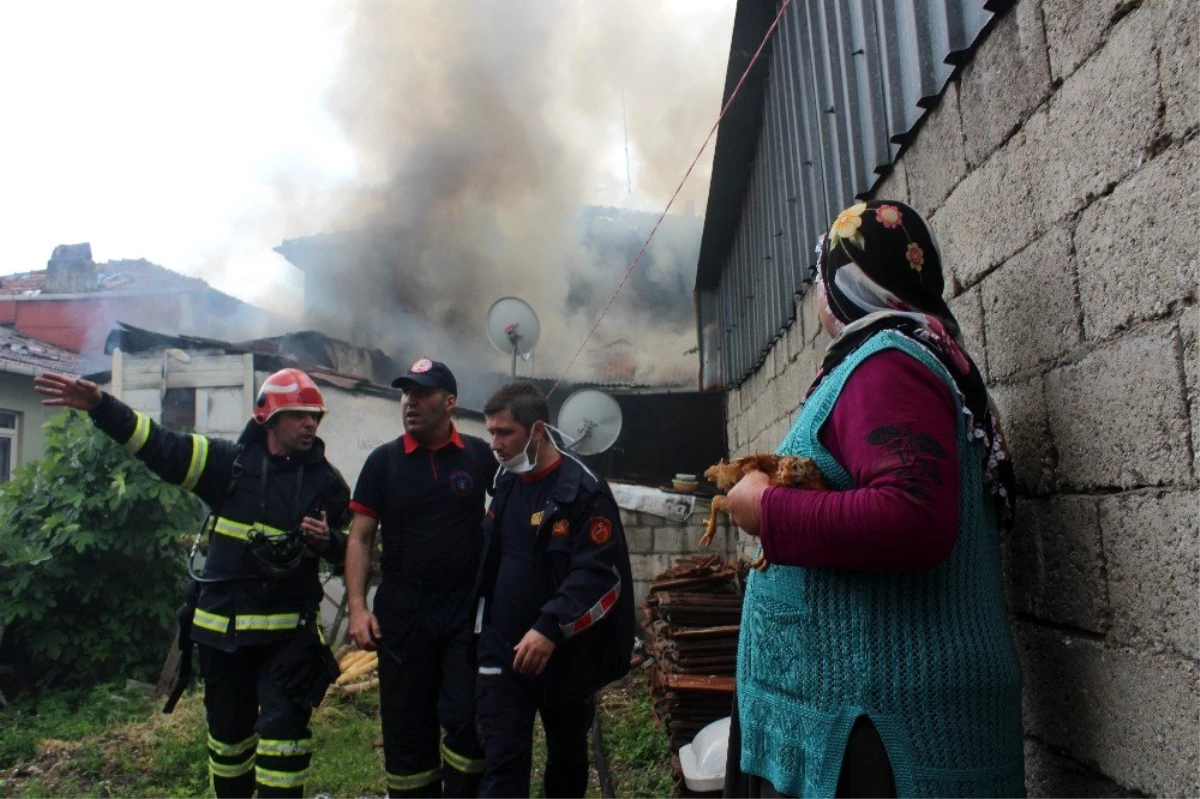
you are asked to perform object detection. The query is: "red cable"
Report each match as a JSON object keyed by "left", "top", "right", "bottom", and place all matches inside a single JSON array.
[{"left": 548, "top": 0, "right": 795, "bottom": 398}]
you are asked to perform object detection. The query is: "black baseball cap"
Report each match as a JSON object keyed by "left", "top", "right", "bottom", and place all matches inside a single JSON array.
[{"left": 391, "top": 357, "right": 457, "bottom": 395}]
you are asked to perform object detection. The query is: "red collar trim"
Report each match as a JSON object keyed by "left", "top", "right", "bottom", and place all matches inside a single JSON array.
[
  {"left": 403, "top": 424, "right": 466, "bottom": 454},
  {"left": 521, "top": 457, "right": 563, "bottom": 482}
]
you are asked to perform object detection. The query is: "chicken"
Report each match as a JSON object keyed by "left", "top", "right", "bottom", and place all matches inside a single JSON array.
[{"left": 700, "top": 454, "right": 826, "bottom": 570}]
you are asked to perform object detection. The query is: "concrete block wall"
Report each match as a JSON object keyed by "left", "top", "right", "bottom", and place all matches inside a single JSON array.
[
  {"left": 724, "top": 0, "right": 1198, "bottom": 794},
  {"left": 620, "top": 499, "right": 738, "bottom": 615}
]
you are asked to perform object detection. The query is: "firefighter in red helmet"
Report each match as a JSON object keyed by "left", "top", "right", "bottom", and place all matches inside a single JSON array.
[{"left": 36, "top": 366, "right": 351, "bottom": 799}]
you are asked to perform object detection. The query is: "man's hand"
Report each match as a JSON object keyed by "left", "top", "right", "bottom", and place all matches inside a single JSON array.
[
  {"left": 725, "top": 469, "right": 771, "bottom": 536},
  {"left": 512, "top": 629, "right": 556, "bottom": 676},
  {"left": 299, "top": 511, "right": 330, "bottom": 553},
  {"left": 34, "top": 372, "right": 102, "bottom": 411},
  {"left": 347, "top": 606, "right": 381, "bottom": 651}
]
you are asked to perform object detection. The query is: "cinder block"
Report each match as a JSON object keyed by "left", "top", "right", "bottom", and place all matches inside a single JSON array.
[
  {"left": 1015, "top": 621, "right": 1200, "bottom": 797},
  {"left": 653, "top": 524, "right": 700, "bottom": 556},
  {"left": 981, "top": 227, "right": 1081, "bottom": 380},
  {"left": 618, "top": 508, "right": 641, "bottom": 528},
  {"left": 990, "top": 376, "right": 1055, "bottom": 494},
  {"left": 1152, "top": 0, "right": 1199, "bottom": 140},
  {"left": 872, "top": 160, "right": 909, "bottom": 204},
  {"left": 1076, "top": 139, "right": 1199, "bottom": 339},
  {"left": 903, "top": 83, "right": 968, "bottom": 214},
  {"left": 1023, "top": 738, "right": 1133, "bottom": 799},
  {"left": 1100, "top": 489, "right": 1200, "bottom": 659},
  {"left": 949, "top": 286, "right": 987, "bottom": 381},
  {"left": 1182, "top": 311, "right": 1199, "bottom": 477},
  {"left": 625, "top": 523, "right": 653, "bottom": 555},
  {"left": 1025, "top": 9, "right": 1159, "bottom": 230},
  {"left": 632, "top": 580, "right": 651, "bottom": 615},
  {"left": 628, "top": 553, "right": 657, "bottom": 586},
  {"left": 1013, "top": 495, "right": 1109, "bottom": 633},
  {"left": 1045, "top": 328, "right": 1192, "bottom": 489},
  {"left": 958, "top": 0, "right": 1053, "bottom": 168},
  {"left": 935, "top": 132, "right": 1040, "bottom": 287},
  {"left": 1041, "top": 0, "right": 1128, "bottom": 81}
]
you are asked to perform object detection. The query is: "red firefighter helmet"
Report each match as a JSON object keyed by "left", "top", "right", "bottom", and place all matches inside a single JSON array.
[{"left": 252, "top": 368, "right": 327, "bottom": 425}]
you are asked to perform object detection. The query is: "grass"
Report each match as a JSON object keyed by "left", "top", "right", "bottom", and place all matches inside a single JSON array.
[{"left": 0, "top": 667, "right": 673, "bottom": 798}]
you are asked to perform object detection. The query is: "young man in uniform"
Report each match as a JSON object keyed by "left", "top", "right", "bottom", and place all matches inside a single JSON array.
[
  {"left": 344, "top": 358, "right": 493, "bottom": 797},
  {"left": 475, "top": 381, "right": 635, "bottom": 798},
  {"left": 35, "top": 368, "right": 350, "bottom": 799}
]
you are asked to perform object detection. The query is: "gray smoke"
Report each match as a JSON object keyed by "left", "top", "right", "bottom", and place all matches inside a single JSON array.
[{"left": 292, "top": 1, "right": 733, "bottom": 386}]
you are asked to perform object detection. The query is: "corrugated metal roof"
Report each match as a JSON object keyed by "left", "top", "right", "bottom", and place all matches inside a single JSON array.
[{"left": 696, "top": 0, "right": 1009, "bottom": 388}]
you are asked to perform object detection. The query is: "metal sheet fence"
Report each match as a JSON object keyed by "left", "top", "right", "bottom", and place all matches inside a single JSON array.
[{"left": 699, "top": 0, "right": 1001, "bottom": 388}]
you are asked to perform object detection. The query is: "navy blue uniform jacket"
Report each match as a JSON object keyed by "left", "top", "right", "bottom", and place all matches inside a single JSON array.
[{"left": 475, "top": 455, "right": 635, "bottom": 699}]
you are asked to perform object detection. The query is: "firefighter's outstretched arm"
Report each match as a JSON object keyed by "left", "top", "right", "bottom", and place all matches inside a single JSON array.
[{"left": 35, "top": 371, "right": 234, "bottom": 508}]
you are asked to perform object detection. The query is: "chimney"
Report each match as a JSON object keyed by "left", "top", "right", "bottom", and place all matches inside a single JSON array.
[{"left": 45, "top": 243, "right": 98, "bottom": 294}]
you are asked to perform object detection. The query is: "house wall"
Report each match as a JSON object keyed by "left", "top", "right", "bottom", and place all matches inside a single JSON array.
[
  {"left": 724, "top": 1, "right": 1197, "bottom": 795},
  {"left": 0, "top": 371, "right": 67, "bottom": 473}
]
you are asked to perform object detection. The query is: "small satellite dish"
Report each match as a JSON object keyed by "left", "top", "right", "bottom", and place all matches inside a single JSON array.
[
  {"left": 486, "top": 296, "right": 541, "bottom": 377},
  {"left": 556, "top": 389, "right": 622, "bottom": 456}
]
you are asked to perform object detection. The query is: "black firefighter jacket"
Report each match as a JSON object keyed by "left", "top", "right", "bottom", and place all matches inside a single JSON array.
[
  {"left": 89, "top": 392, "right": 350, "bottom": 652},
  {"left": 475, "top": 454, "right": 635, "bottom": 699}
]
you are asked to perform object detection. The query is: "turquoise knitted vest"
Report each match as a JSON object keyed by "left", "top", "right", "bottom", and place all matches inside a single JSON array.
[{"left": 737, "top": 331, "right": 1025, "bottom": 798}]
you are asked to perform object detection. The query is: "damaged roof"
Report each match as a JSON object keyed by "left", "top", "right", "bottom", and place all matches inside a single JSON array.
[{"left": 0, "top": 326, "right": 89, "bottom": 376}]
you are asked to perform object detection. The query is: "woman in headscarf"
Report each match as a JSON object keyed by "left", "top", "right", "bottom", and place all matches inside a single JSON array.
[{"left": 721, "top": 200, "right": 1024, "bottom": 798}]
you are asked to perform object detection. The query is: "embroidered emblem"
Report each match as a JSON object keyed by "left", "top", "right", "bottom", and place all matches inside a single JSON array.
[
  {"left": 552, "top": 519, "right": 570, "bottom": 537},
  {"left": 588, "top": 517, "right": 612, "bottom": 545},
  {"left": 411, "top": 357, "right": 433, "bottom": 373},
  {"left": 448, "top": 470, "right": 473, "bottom": 497},
  {"left": 530, "top": 510, "right": 544, "bottom": 526}
]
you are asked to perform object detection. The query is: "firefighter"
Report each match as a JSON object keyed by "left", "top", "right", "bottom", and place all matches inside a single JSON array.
[
  {"left": 475, "top": 381, "right": 635, "bottom": 798},
  {"left": 35, "top": 367, "right": 350, "bottom": 799},
  {"left": 344, "top": 358, "right": 493, "bottom": 797}
]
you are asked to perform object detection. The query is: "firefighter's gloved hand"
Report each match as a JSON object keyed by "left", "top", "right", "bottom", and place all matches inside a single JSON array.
[
  {"left": 513, "top": 629, "right": 556, "bottom": 676},
  {"left": 300, "top": 511, "right": 330, "bottom": 553}
]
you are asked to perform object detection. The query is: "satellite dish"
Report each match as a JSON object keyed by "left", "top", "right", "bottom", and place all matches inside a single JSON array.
[
  {"left": 556, "top": 389, "right": 622, "bottom": 456},
  {"left": 486, "top": 296, "right": 541, "bottom": 377}
]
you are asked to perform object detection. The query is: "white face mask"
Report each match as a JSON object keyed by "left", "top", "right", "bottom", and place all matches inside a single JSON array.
[{"left": 494, "top": 423, "right": 543, "bottom": 474}]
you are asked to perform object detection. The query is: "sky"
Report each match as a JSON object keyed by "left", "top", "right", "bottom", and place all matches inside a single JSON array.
[{"left": 0, "top": 1, "right": 736, "bottom": 321}]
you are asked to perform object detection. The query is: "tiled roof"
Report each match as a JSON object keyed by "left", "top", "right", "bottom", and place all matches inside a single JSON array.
[{"left": 0, "top": 327, "right": 86, "bottom": 375}]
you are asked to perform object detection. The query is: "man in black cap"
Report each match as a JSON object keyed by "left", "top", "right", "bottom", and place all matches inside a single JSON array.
[{"left": 344, "top": 357, "right": 494, "bottom": 797}]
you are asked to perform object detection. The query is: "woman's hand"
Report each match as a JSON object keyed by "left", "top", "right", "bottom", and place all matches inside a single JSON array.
[{"left": 725, "top": 469, "right": 771, "bottom": 536}]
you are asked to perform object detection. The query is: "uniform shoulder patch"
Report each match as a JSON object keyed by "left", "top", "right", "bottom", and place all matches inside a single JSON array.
[
  {"left": 588, "top": 517, "right": 612, "bottom": 545},
  {"left": 552, "top": 519, "right": 570, "bottom": 536},
  {"left": 530, "top": 510, "right": 544, "bottom": 527}
]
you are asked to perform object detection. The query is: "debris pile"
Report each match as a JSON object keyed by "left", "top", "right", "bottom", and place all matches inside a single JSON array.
[{"left": 643, "top": 554, "right": 745, "bottom": 796}]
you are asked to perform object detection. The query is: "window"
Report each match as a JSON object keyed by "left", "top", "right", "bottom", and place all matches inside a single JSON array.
[{"left": 0, "top": 411, "right": 19, "bottom": 483}]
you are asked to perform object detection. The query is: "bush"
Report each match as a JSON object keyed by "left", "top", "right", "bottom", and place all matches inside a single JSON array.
[{"left": 0, "top": 411, "right": 204, "bottom": 687}]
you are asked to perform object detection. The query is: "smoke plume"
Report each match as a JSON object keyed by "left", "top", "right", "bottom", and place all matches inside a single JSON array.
[{"left": 289, "top": 1, "right": 734, "bottom": 388}]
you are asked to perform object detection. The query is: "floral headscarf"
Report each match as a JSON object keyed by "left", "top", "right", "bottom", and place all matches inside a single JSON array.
[{"left": 810, "top": 199, "right": 1016, "bottom": 527}]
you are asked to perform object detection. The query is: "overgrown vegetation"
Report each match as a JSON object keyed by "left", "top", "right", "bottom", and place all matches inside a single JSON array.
[
  {"left": 0, "top": 669, "right": 674, "bottom": 798},
  {"left": 0, "top": 412, "right": 204, "bottom": 688}
]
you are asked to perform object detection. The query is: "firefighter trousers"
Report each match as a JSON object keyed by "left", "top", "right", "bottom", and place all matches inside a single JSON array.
[
  {"left": 475, "top": 628, "right": 596, "bottom": 799},
  {"left": 198, "top": 642, "right": 314, "bottom": 799},
  {"left": 375, "top": 581, "right": 485, "bottom": 798}
]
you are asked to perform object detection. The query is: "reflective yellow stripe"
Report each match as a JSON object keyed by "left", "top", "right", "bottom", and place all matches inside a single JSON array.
[
  {"left": 210, "top": 754, "right": 255, "bottom": 778},
  {"left": 123, "top": 412, "right": 151, "bottom": 454},
  {"left": 257, "top": 738, "right": 313, "bottom": 756},
  {"left": 387, "top": 768, "right": 441, "bottom": 791},
  {"left": 255, "top": 766, "right": 310, "bottom": 789},
  {"left": 192, "top": 610, "right": 300, "bottom": 635},
  {"left": 208, "top": 732, "right": 258, "bottom": 757},
  {"left": 193, "top": 609, "right": 230, "bottom": 634},
  {"left": 181, "top": 434, "right": 208, "bottom": 490},
  {"left": 235, "top": 613, "right": 301, "bottom": 632},
  {"left": 213, "top": 517, "right": 287, "bottom": 542},
  {"left": 441, "top": 741, "right": 485, "bottom": 774}
]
